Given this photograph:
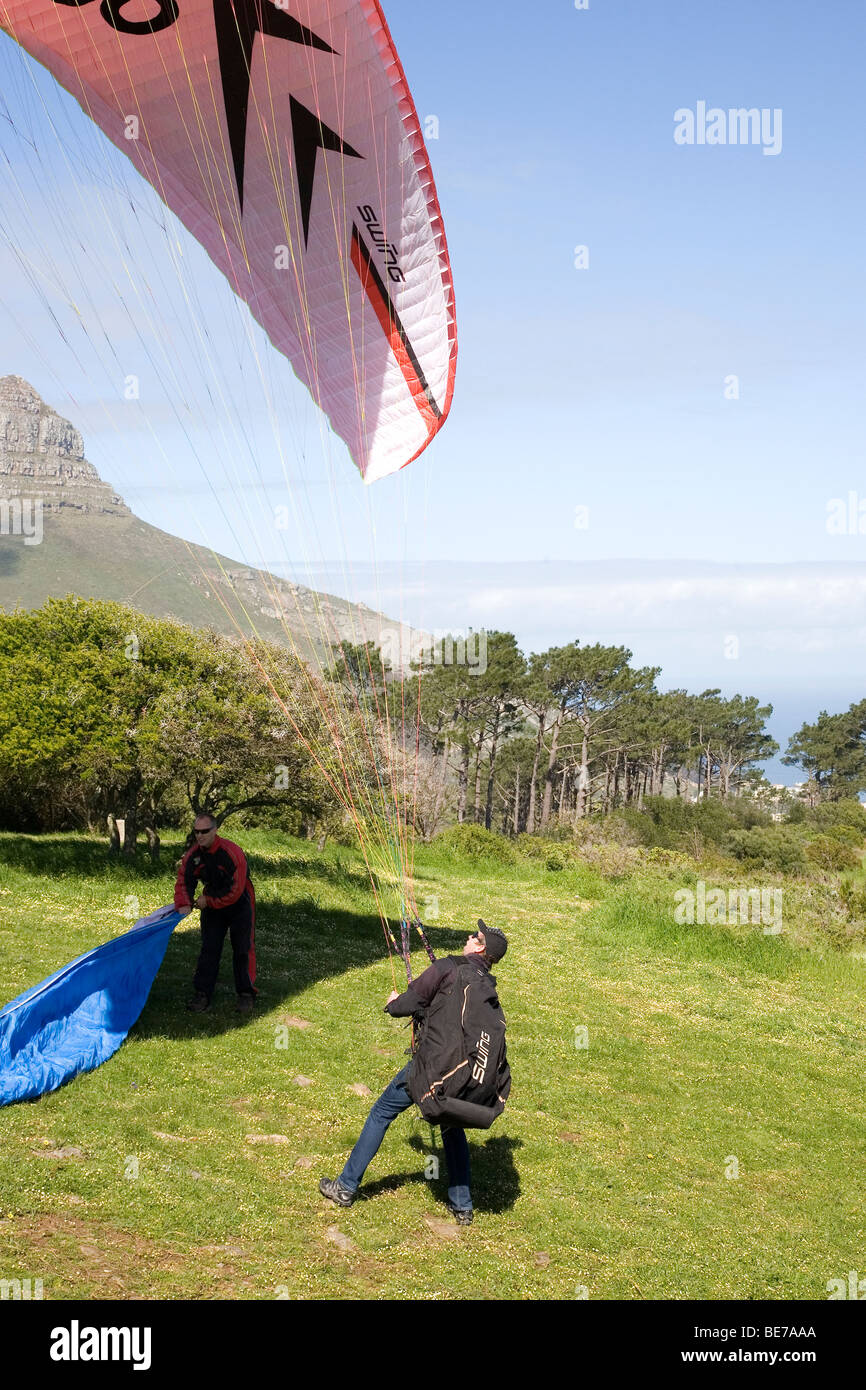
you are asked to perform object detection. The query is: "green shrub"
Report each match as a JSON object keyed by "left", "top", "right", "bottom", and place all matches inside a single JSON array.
[
  {"left": 727, "top": 800, "right": 775, "bottom": 830},
  {"left": 432, "top": 824, "right": 516, "bottom": 864},
  {"left": 808, "top": 799, "right": 866, "bottom": 834},
  {"left": 840, "top": 879, "right": 866, "bottom": 921},
  {"left": 621, "top": 800, "right": 686, "bottom": 849},
  {"left": 543, "top": 848, "right": 569, "bottom": 871},
  {"left": 804, "top": 835, "right": 859, "bottom": 872},
  {"left": 623, "top": 797, "right": 762, "bottom": 853},
  {"left": 575, "top": 841, "right": 643, "bottom": 878},
  {"left": 515, "top": 836, "right": 574, "bottom": 871},
  {"left": 726, "top": 827, "right": 806, "bottom": 874},
  {"left": 572, "top": 814, "right": 642, "bottom": 849},
  {"left": 824, "top": 824, "right": 864, "bottom": 848},
  {"left": 642, "top": 846, "right": 694, "bottom": 871},
  {"left": 515, "top": 834, "right": 553, "bottom": 860}
]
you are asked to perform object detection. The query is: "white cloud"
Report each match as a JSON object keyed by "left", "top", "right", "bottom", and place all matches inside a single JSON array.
[{"left": 458, "top": 566, "right": 866, "bottom": 632}]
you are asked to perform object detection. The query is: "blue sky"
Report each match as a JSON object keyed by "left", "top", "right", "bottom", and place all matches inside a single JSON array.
[{"left": 1, "top": 0, "right": 864, "bottom": 777}]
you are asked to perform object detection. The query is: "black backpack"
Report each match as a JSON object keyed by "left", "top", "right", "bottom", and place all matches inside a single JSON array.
[{"left": 408, "top": 957, "right": 511, "bottom": 1130}]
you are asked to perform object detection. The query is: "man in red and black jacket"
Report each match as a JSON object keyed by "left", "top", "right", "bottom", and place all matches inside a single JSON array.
[{"left": 175, "top": 815, "right": 257, "bottom": 1015}]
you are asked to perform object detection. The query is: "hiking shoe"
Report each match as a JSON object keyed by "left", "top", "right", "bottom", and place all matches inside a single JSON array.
[
  {"left": 235, "top": 994, "right": 255, "bottom": 1015},
  {"left": 319, "top": 1177, "right": 355, "bottom": 1207},
  {"left": 186, "top": 992, "right": 210, "bottom": 1013},
  {"left": 448, "top": 1204, "right": 473, "bottom": 1226}
]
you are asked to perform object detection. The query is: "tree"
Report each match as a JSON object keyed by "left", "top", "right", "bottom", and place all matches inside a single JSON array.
[
  {"left": 412, "top": 646, "right": 488, "bottom": 824},
  {"left": 784, "top": 706, "right": 866, "bottom": 800},
  {"left": 530, "top": 643, "right": 658, "bottom": 828},
  {"left": 521, "top": 658, "right": 553, "bottom": 834},
  {"left": 475, "top": 632, "right": 525, "bottom": 830},
  {"left": 492, "top": 734, "right": 538, "bottom": 834},
  {"left": 0, "top": 596, "right": 337, "bottom": 855},
  {"left": 713, "top": 694, "right": 778, "bottom": 798}
]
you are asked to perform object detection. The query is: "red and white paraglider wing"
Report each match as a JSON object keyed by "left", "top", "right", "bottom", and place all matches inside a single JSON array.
[{"left": 0, "top": 0, "right": 456, "bottom": 480}]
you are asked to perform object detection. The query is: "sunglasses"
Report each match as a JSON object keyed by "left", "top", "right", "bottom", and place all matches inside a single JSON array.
[{"left": 193, "top": 827, "right": 215, "bottom": 836}]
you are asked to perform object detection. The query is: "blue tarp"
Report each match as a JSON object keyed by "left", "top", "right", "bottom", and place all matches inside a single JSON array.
[{"left": 0, "top": 905, "right": 181, "bottom": 1106}]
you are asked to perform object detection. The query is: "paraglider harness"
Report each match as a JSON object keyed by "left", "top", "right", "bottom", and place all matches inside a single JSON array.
[{"left": 387, "top": 920, "right": 511, "bottom": 1132}]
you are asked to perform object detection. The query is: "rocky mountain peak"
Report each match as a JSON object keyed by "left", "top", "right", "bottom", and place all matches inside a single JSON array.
[
  {"left": 0, "top": 376, "right": 129, "bottom": 515},
  {"left": 0, "top": 375, "right": 45, "bottom": 412}
]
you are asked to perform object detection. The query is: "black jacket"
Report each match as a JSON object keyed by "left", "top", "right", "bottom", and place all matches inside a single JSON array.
[{"left": 385, "top": 954, "right": 491, "bottom": 1021}]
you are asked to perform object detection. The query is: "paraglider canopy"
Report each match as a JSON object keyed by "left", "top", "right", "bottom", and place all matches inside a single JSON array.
[
  {"left": 0, "top": 0, "right": 457, "bottom": 480},
  {"left": 0, "top": 906, "right": 182, "bottom": 1106}
]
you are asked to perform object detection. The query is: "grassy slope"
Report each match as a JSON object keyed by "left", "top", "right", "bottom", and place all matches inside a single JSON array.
[
  {"left": 0, "top": 830, "right": 863, "bottom": 1301},
  {"left": 0, "top": 510, "right": 344, "bottom": 661}
]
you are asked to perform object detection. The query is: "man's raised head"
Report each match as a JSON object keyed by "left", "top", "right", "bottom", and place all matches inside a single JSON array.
[{"left": 464, "top": 919, "right": 508, "bottom": 965}]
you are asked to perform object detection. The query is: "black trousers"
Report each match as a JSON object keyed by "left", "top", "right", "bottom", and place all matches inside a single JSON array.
[{"left": 192, "top": 891, "right": 257, "bottom": 999}]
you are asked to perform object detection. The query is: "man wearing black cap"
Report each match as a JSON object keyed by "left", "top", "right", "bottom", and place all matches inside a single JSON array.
[{"left": 320, "top": 920, "right": 508, "bottom": 1225}]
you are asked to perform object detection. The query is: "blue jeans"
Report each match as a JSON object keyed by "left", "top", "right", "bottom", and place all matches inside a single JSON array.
[{"left": 339, "top": 1064, "right": 472, "bottom": 1210}]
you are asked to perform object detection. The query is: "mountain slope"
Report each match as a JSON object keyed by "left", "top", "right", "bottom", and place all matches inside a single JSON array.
[{"left": 0, "top": 376, "right": 409, "bottom": 661}]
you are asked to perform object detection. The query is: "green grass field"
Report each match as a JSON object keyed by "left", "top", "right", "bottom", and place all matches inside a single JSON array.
[{"left": 0, "top": 830, "right": 863, "bottom": 1301}]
